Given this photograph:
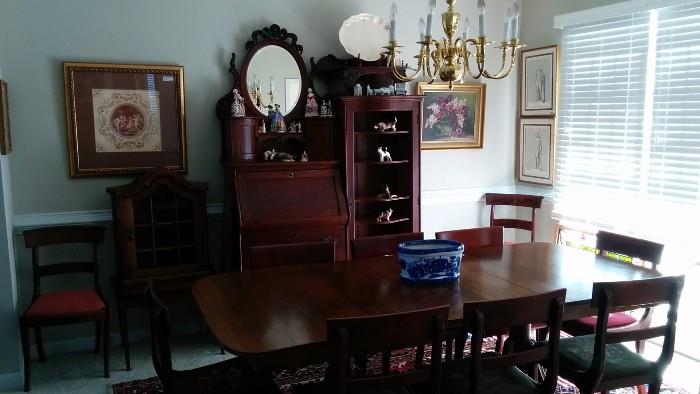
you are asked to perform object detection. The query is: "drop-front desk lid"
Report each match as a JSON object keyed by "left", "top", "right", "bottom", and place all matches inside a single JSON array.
[{"left": 230, "top": 161, "right": 349, "bottom": 229}]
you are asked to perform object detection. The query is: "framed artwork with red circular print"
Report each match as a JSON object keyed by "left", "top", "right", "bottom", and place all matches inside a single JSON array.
[{"left": 63, "top": 62, "right": 186, "bottom": 177}]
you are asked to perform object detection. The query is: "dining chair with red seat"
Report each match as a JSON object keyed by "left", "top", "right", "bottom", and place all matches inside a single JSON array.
[
  {"left": 441, "top": 288, "right": 566, "bottom": 394},
  {"left": 562, "top": 231, "right": 664, "bottom": 353},
  {"left": 351, "top": 232, "right": 424, "bottom": 259},
  {"left": 558, "top": 276, "right": 684, "bottom": 394},
  {"left": 19, "top": 225, "right": 109, "bottom": 392},
  {"left": 483, "top": 193, "right": 544, "bottom": 242},
  {"left": 294, "top": 305, "right": 449, "bottom": 394},
  {"left": 248, "top": 240, "right": 336, "bottom": 269},
  {"left": 435, "top": 226, "right": 503, "bottom": 249},
  {"left": 145, "top": 282, "right": 281, "bottom": 394}
]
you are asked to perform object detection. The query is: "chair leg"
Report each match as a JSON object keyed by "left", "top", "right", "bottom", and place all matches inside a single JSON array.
[
  {"left": 647, "top": 381, "right": 661, "bottom": 394},
  {"left": 495, "top": 335, "right": 504, "bottom": 353},
  {"left": 95, "top": 321, "right": 101, "bottom": 354},
  {"left": 20, "top": 321, "right": 30, "bottom": 392},
  {"left": 117, "top": 300, "right": 131, "bottom": 371},
  {"left": 415, "top": 345, "right": 425, "bottom": 368},
  {"left": 445, "top": 339, "right": 453, "bottom": 361},
  {"left": 34, "top": 328, "right": 46, "bottom": 362},
  {"left": 454, "top": 336, "right": 466, "bottom": 359},
  {"left": 103, "top": 312, "right": 110, "bottom": 378},
  {"left": 636, "top": 339, "right": 646, "bottom": 354}
]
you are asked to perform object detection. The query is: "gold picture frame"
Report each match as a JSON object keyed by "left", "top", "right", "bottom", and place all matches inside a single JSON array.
[
  {"left": 518, "top": 117, "right": 556, "bottom": 185},
  {"left": 63, "top": 62, "right": 187, "bottom": 177},
  {"left": 417, "top": 82, "right": 486, "bottom": 149},
  {"left": 520, "top": 45, "right": 559, "bottom": 117},
  {"left": 0, "top": 80, "right": 11, "bottom": 155}
]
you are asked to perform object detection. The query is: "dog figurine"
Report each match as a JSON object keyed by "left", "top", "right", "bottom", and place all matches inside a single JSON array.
[
  {"left": 373, "top": 117, "right": 398, "bottom": 132},
  {"left": 376, "top": 208, "right": 394, "bottom": 222},
  {"left": 377, "top": 147, "right": 392, "bottom": 163}
]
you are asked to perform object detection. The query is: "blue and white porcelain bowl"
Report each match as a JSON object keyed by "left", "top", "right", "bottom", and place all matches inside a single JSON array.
[{"left": 397, "top": 240, "right": 464, "bottom": 283}]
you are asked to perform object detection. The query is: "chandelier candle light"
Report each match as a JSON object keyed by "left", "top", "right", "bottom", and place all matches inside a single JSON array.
[{"left": 384, "top": 0, "right": 523, "bottom": 87}]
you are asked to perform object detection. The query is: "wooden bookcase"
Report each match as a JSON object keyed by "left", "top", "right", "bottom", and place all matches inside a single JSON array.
[{"left": 341, "top": 96, "right": 422, "bottom": 243}]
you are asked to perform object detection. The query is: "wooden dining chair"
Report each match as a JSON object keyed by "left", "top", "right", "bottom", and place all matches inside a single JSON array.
[
  {"left": 145, "top": 282, "right": 281, "bottom": 394},
  {"left": 295, "top": 305, "right": 449, "bottom": 394},
  {"left": 558, "top": 276, "right": 684, "bottom": 394},
  {"left": 435, "top": 226, "right": 504, "bottom": 359},
  {"left": 19, "top": 226, "right": 109, "bottom": 392},
  {"left": 441, "top": 289, "right": 566, "bottom": 394},
  {"left": 484, "top": 193, "right": 543, "bottom": 242},
  {"left": 248, "top": 240, "right": 336, "bottom": 269},
  {"left": 435, "top": 227, "right": 503, "bottom": 249},
  {"left": 562, "top": 231, "right": 665, "bottom": 353},
  {"left": 351, "top": 232, "right": 424, "bottom": 259}
]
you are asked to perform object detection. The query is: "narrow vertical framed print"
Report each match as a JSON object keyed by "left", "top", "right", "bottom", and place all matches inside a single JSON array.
[
  {"left": 519, "top": 118, "right": 556, "bottom": 185},
  {"left": 520, "top": 45, "right": 559, "bottom": 117}
]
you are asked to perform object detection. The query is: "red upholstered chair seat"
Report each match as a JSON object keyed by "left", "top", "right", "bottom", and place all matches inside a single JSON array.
[
  {"left": 26, "top": 290, "right": 106, "bottom": 318},
  {"left": 563, "top": 312, "right": 637, "bottom": 336}
]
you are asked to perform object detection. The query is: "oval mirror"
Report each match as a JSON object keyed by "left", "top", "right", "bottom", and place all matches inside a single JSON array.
[{"left": 245, "top": 45, "right": 302, "bottom": 117}]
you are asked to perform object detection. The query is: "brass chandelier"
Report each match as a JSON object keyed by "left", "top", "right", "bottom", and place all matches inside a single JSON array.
[{"left": 384, "top": 0, "right": 523, "bottom": 88}]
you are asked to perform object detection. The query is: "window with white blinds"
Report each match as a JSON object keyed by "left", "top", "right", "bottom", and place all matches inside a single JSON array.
[{"left": 554, "top": 2, "right": 700, "bottom": 244}]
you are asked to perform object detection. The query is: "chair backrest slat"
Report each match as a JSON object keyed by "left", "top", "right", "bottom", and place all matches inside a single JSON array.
[
  {"left": 591, "top": 278, "right": 675, "bottom": 308},
  {"left": 435, "top": 227, "right": 502, "bottom": 249},
  {"left": 595, "top": 231, "right": 664, "bottom": 267},
  {"left": 38, "top": 262, "right": 96, "bottom": 276},
  {"left": 352, "top": 232, "right": 424, "bottom": 259},
  {"left": 248, "top": 240, "right": 336, "bottom": 269},
  {"left": 23, "top": 226, "right": 105, "bottom": 248},
  {"left": 327, "top": 305, "right": 449, "bottom": 394}
]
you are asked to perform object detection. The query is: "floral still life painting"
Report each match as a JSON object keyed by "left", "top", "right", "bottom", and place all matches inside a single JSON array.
[{"left": 418, "top": 83, "right": 485, "bottom": 149}]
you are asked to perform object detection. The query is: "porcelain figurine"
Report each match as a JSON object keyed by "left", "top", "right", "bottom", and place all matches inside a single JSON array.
[
  {"left": 305, "top": 88, "right": 319, "bottom": 117},
  {"left": 320, "top": 100, "right": 328, "bottom": 117},
  {"left": 377, "top": 147, "right": 392, "bottom": 163},
  {"left": 301, "top": 151, "right": 309, "bottom": 162},
  {"left": 373, "top": 117, "right": 398, "bottom": 132},
  {"left": 230, "top": 89, "right": 245, "bottom": 117},
  {"left": 270, "top": 104, "right": 285, "bottom": 132},
  {"left": 258, "top": 122, "right": 267, "bottom": 134},
  {"left": 296, "top": 122, "right": 302, "bottom": 133},
  {"left": 366, "top": 84, "right": 373, "bottom": 96},
  {"left": 378, "top": 185, "right": 398, "bottom": 200},
  {"left": 389, "top": 84, "right": 396, "bottom": 95},
  {"left": 354, "top": 83, "right": 363, "bottom": 96},
  {"left": 263, "top": 149, "right": 276, "bottom": 161},
  {"left": 396, "top": 83, "right": 407, "bottom": 95},
  {"left": 287, "top": 121, "right": 297, "bottom": 133},
  {"left": 376, "top": 208, "right": 394, "bottom": 222}
]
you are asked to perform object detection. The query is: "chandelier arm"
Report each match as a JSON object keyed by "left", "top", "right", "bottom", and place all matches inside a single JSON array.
[
  {"left": 482, "top": 45, "right": 518, "bottom": 80},
  {"left": 384, "top": 42, "right": 425, "bottom": 83},
  {"left": 463, "top": 39, "right": 485, "bottom": 79},
  {"left": 481, "top": 44, "right": 509, "bottom": 79}
]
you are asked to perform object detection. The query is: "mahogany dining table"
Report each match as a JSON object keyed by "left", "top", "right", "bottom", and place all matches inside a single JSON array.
[{"left": 193, "top": 242, "right": 663, "bottom": 370}]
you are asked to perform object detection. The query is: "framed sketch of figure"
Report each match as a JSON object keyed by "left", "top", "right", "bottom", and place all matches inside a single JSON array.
[
  {"left": 518, "top": 118, "right": 556, "bottom": 185},
  {"left": 520, "top": 45, "right": 559, "bottom": 116}
]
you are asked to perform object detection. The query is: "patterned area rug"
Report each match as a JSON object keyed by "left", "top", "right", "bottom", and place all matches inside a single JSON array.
[{"left": 113, "top": 337, "right": 691, "bottom": 394}]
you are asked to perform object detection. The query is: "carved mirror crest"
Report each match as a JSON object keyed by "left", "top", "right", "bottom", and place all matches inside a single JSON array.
[{"left": 217, "top": 24, "right": 308, "bottom": 121}]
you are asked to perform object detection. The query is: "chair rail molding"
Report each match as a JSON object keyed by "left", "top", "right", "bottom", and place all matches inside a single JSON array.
[{"left": 13, "top": 203, "right": 225, "bottom": 233}]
